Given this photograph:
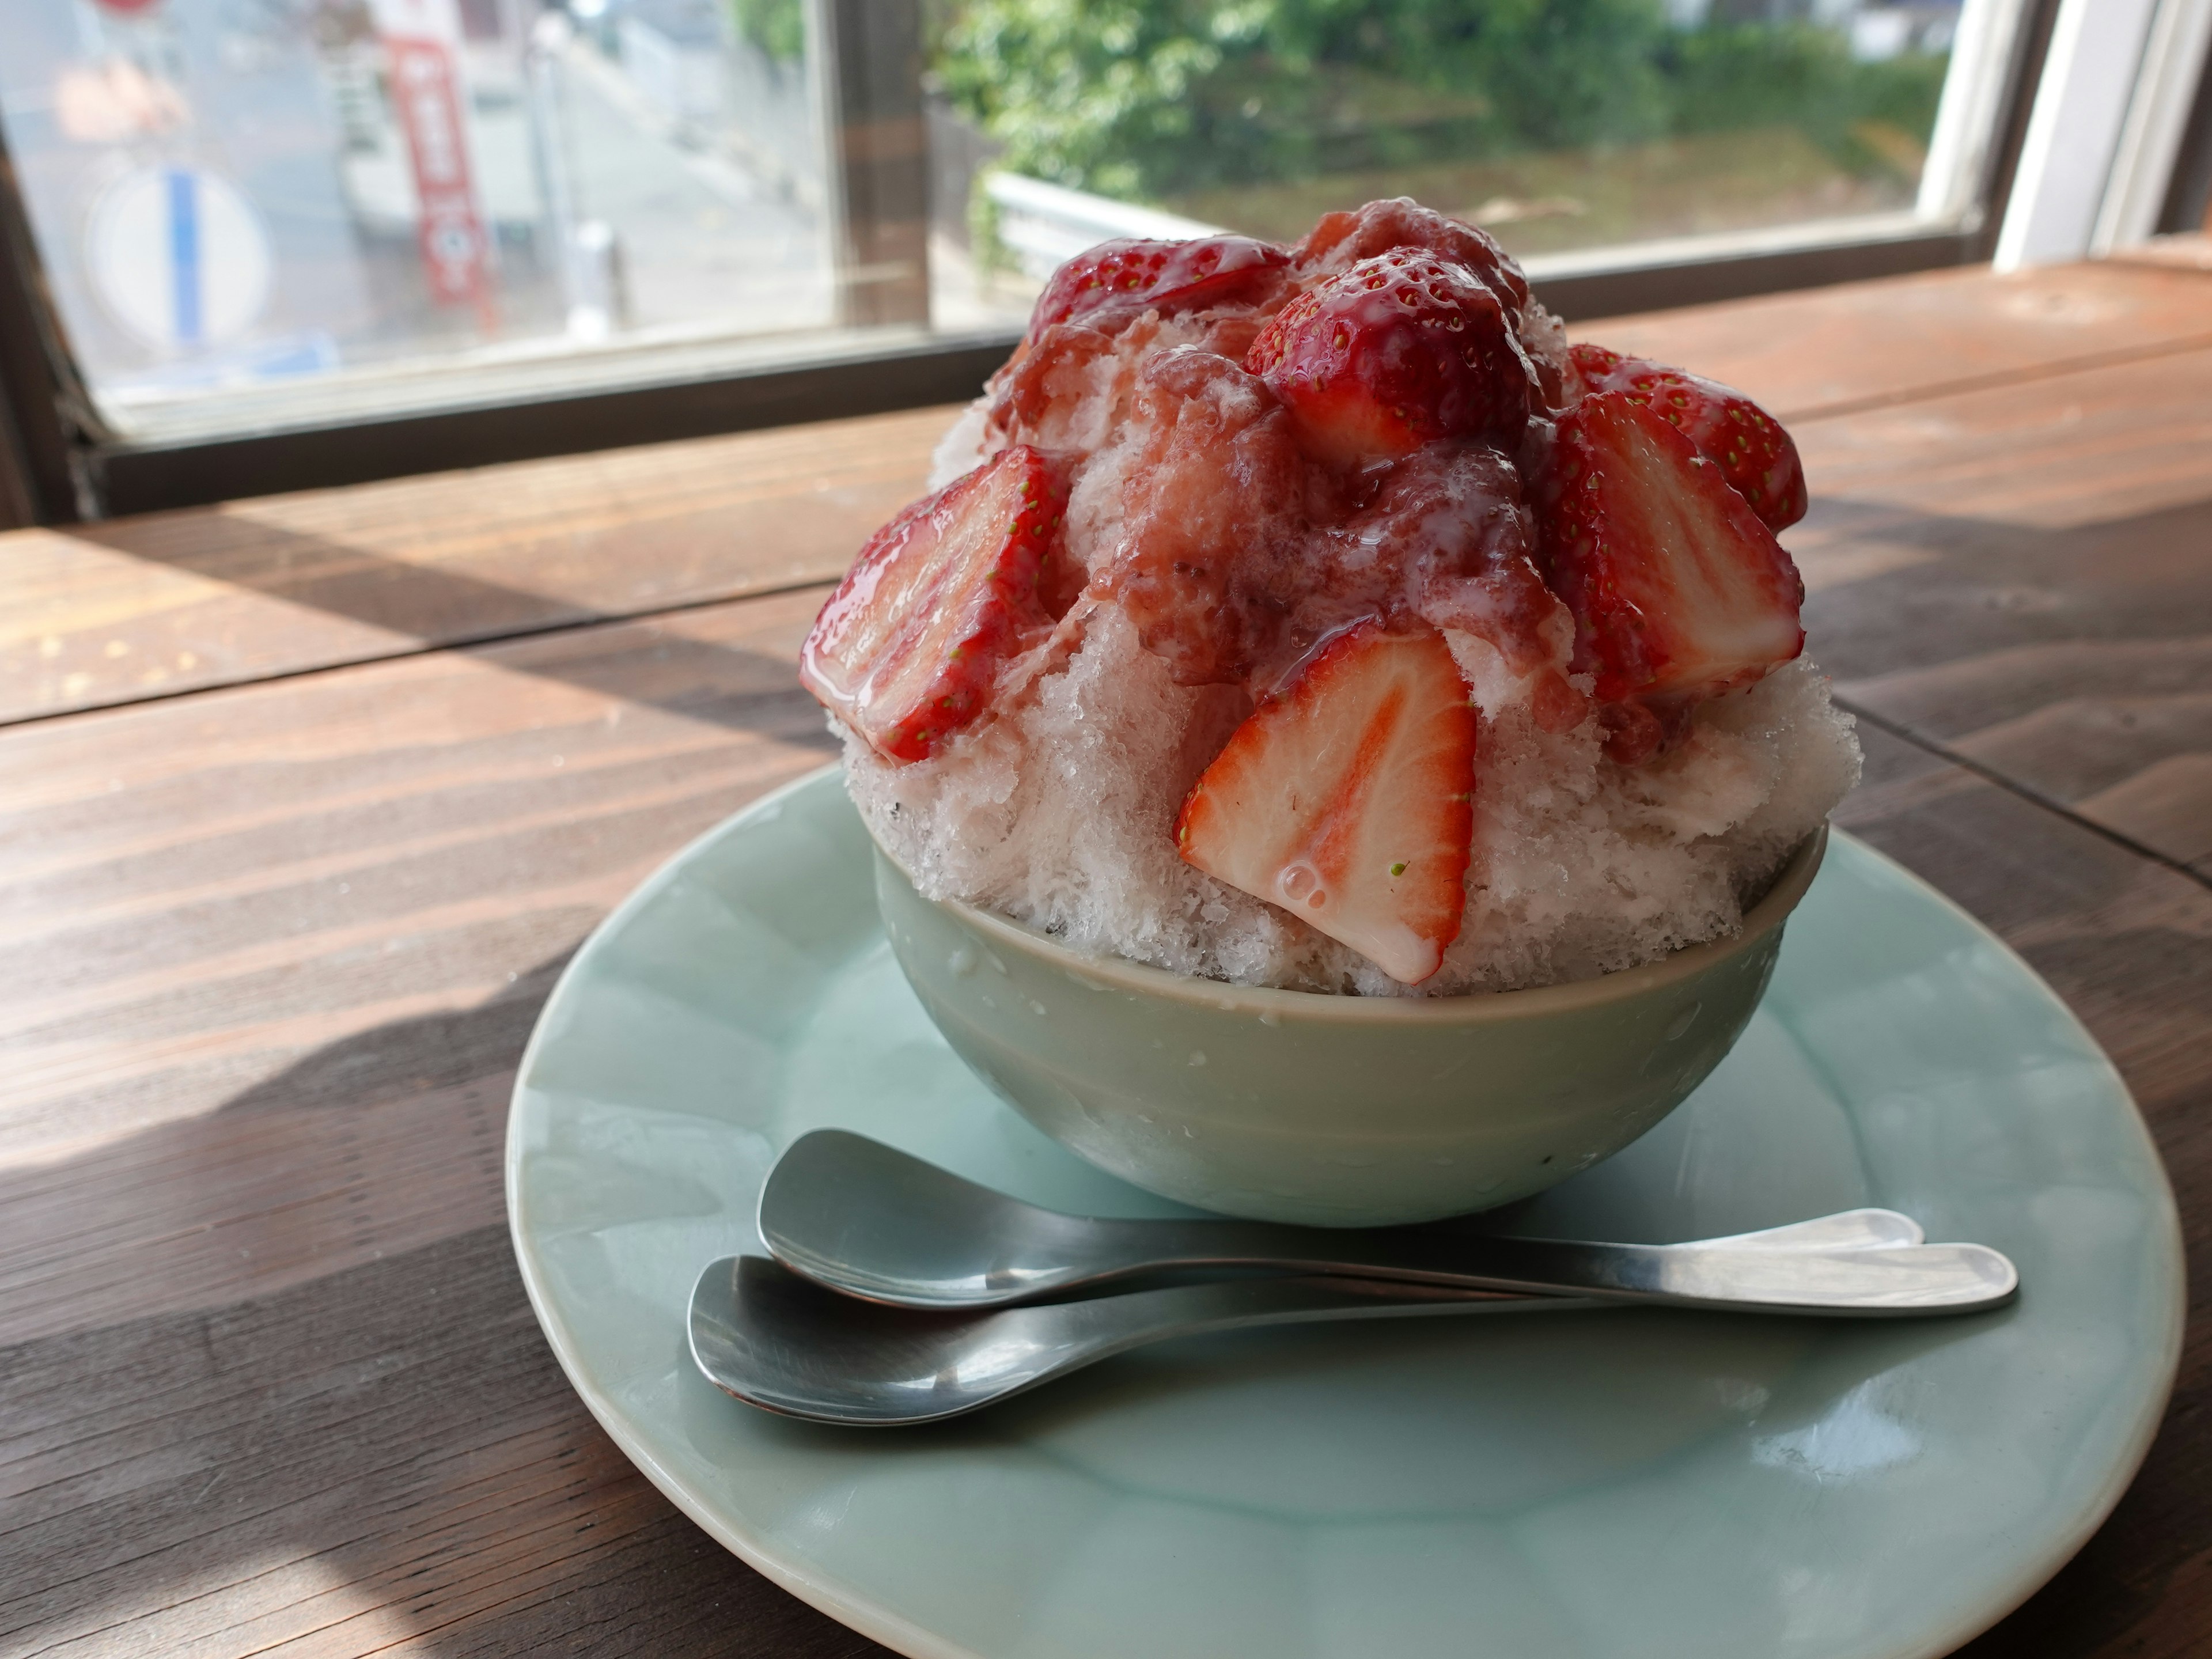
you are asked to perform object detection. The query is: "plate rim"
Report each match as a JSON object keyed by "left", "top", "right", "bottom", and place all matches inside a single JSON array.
[{"left": 505, "top": 762, "right": 2185, "bottom": 1659}]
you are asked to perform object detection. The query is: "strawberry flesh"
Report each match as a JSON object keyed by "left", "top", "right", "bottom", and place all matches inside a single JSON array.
[
  {"left": 1175, "top": 621, "right": 1476, "bottom": 984},
  {"left": 801, "top": 446, "right": 1069, "bottom": 763},
  {"left": 1536, "top": 391, "right": 1805, "bottom": 710},
  {"left": 1570, "top": 343, "right": 1807, "bottom": 531},
  {"left": 1247, "top": 251, "right": 1535, "bottom": 463},
  {"left": 1031, "top": 236, "right": 1290, "bottom": 335}
]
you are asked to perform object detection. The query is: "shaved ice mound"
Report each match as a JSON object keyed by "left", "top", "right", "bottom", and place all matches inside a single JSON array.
[{"left": 846, "top": 610, "right": 1855, "bottom": 997}]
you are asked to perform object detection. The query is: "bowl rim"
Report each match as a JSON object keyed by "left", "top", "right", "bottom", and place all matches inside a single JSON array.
[{"left": 877, "top": 823, "right": 1828, "bottom": 1027}]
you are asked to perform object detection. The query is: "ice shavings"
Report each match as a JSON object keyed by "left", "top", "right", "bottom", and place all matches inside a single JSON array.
[{"left": 846, "top": 603, "right": 1857, "bottom": 997}]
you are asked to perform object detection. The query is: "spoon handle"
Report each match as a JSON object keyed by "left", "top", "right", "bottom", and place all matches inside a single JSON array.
[{"left": 1084, "top": 1218, "right": 2016, "bottom": 1315}]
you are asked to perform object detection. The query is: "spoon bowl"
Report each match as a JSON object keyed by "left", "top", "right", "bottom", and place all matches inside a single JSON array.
[{"left": 688, "top": 1255, "right": 1560, "bottom": 1426}]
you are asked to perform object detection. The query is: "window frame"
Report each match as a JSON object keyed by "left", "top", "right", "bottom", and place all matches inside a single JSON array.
[
  {"left": 0, "top": 132, "right": 88, "bottom": 525},
  {"left": 1, "top": 0, "right": 2066, "bottom": 526}
]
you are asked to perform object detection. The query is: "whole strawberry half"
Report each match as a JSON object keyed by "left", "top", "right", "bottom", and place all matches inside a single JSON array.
[
  {"left": 801, "top": 446, "right": 1068, "bottom": 763},
  {"left": 1030, "top": 236, "right": 1289, "bottom": 335},
  {"left": 1295, "top": 196, "right": 1529, "bottom": 312},
  {"left": 1176, "top": 620, "right": 1476, "bottom": 985},
  {"left": 1537, "top": 392, "right": 1805, "bottom": 707},
  {"left": 1247, "top": 251, "right": 1535, "bottom": 463},
  {"left": 1570, "top": 343, "right": 1808, "bottom": 531}
]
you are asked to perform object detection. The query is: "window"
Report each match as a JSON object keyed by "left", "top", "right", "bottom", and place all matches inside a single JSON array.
[{"left": 0, "top": 0, "right": 2173, "bottom": 520}]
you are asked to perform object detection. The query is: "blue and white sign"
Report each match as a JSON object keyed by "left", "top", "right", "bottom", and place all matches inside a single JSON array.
[{"left": 85, "top": 165, "right": 272, "bottom": 352}]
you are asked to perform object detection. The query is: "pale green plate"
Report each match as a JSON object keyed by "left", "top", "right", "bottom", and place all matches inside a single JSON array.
[{"left": 507, "top": 765, "right": 2183, "bottom": 1659}]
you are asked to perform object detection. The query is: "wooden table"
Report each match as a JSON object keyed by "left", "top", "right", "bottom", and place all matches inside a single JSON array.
[{"left": 3, "top": 245, "right": 2207, "bottom": 1658}]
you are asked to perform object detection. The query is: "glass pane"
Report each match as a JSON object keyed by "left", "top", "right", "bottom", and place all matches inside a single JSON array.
[
  {"left": 0, "top": 0, "right": 874, "bottom": 429},
  {"left": 0, "top": 0, "right": 1994, "bottom": 442},
  {"left": 946, "top": 0, "right": 1968, "bottom": 272}
]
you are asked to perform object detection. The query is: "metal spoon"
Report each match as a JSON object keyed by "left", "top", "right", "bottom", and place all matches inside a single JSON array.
[
  {"left": 690, "top": 1253, "right": 1575, "bottom": 1426},
  {"left": 759, "top": 1130, "right": 2016, "bottom": 1315}
]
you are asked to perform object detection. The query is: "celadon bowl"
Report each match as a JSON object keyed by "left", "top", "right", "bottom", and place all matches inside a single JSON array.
[{"left": 871, "top": 825, "right": 1827, "bottom": 1226}]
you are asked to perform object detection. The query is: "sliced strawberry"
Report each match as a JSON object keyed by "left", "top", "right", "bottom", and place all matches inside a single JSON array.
[
  {"left": 1536, "top": 392, "right": 1805, "bottom": 709},
  {"left": 801, "top": 446, "right": 1067, "bottom": 763},
  {"left": 1247, "top": 251, "right": 1535, "bottom": 463},
  {"left": 1294, "top": 196, "right": 1529, "bottom": 312},
  {"left": 1175, "top": 621, "right": 1476, "bottom": 984},
  {"left": 1030, "top": 236, "right": 1290, "bottom": 335},
  {"left": 1569, "top": 343, "right": 1807, "bottom": 531}
]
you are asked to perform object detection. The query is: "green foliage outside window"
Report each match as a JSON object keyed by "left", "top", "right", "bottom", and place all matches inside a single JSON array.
[
  {"left": 732, "top": 0, "right": 806, "bottom": 63},
  {"left": 931, "top": 0, "right": 1948, "bottom": 215}
]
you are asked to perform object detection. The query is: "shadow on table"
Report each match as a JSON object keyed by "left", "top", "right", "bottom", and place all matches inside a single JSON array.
[
  {"left": 52, "top": 516, "right": 841, "bottom": 737},
  {"left": 0, "top": 952, "right": 895, "bottom": 1658},
  {"left": 1794, "top": 492, "right": 2212, "bottom": 688}
]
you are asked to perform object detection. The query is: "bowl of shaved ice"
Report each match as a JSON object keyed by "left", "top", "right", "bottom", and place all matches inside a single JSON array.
[{"left": 800, "top": 198, "right": 1858, "bottom": 1225}]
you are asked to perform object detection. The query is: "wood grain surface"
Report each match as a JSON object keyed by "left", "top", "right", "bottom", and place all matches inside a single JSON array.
[
  {"left": 1794, "top": 343, "right": 2212, "bottom": 874},
  {"left": 1, "top": 256, "right": 2207, "bottom": 1658},
  {"left": 1587, "top": 245, "right": 2212, "bottom": 419}
]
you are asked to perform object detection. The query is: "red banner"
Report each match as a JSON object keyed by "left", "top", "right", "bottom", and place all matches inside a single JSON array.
[{"left": 384, "top": 36, "right": 489, "bottom": 306}]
